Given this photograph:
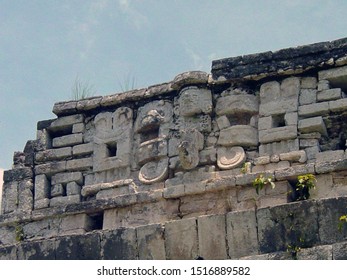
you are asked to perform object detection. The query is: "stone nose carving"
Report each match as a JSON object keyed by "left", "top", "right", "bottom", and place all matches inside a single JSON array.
[{"left": 178, "top": 129, "right": 204, "bottom": 170}]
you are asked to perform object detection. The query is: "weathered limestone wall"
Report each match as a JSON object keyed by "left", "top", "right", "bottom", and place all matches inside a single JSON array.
[{"left": 1, "top": 38, "right": 347, "bottom": 259}]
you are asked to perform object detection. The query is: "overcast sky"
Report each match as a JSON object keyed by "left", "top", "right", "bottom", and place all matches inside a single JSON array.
[{"left": 1, "top": 0, "right": 347, "bottom": 169}]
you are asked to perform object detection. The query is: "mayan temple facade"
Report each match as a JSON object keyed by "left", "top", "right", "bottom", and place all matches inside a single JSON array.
[{"left": 1, "top": 38, "right": 347, "bottom": 259}]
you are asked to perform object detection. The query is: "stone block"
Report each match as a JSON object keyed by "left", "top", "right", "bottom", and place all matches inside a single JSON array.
[
  {"left": 317, "top": 88, "right": 343, "bottom": 101},
  {"left": 136, "top": 224, "right": 166, "bottom": 260},
  {"left": 318, "top": 65, "right": 347, "bottom": 88},
  {"left": 66, "top": 181, "right": 81, "bottom": 195},
  {"left": 34, "top": 174, "right": 50, "bottom": 200},
  {"left": 35, "top": 147, "right": 72, "bottom": 162},
  {"left": 168, "top": 137, "right": 179, "bottom": 157},
  {"left": 317, "top": 79, "right": 330, "bottom": 91},
  {"left": 296, "top": 245, "right": 332, "bottom": 260},
  {"left": 102, "top": 228, "right": 137, "bottom": 260},
  {"left": 72, "top": 143, "right": 93, "bottom": 156},
  {"left": 301, "top": 77, "right": 317, "bottom": 89},
  {"left": 60, "top": 214, "right": 92, "bottom": 234},
  {"left": 51, "top": 184, "right": 64, "bottom": 197},
  {"left": 34, "top": 161, "right": 66, "bottom": 176},
  {"left": 52, "top": 133, "right": 83, "bottom": 148},
  {"left": 299, "top": 138, "right": 319, "bottom": 148},
  {"left": 279, "top": 150, "right": 307, "bottom": 163},
  {"left": 316, "top": 150, "right": 345, "bottom": 162},
  {"left": 72, "top": 123, "right": 85, "bottom": 134},
  {"left": 299, "top": 89, "right": 317, "bottom": 105},
  {"left": 199, "top": 147, "right": 217, "bottom": 165},
  {"left": 165, "top": 218, "right": 198, "bottom": 259},
  {"left": 298, "top": 116, "right": 327, "bottom": 136},
  {"left": 76, "top": 96, "right": 102, "bottom": 110},
  {"left": 50, "top": 195, "right": 80, "bottom": 207},
  {"left": 329, "top": 98, "right": 347, "bottom": 112},
  {"left": 257, "top": 200, "right": 319, "bottom": 254},
  {"left": 178, "top": 114, "right": 211, "bottom": 133},
  {"left": 259, "top": 125, "right": 297, "bottom": 144},
  {"left": 34, "top": 198, "right": 50, "bottom": 209},
  {"left": 298, "top": 102, "right": 329, "bottom": 117},
  {"left": 284, "top": 112, "right": 298, "bottom": 126},
  {"left": 163, "top": 184, "right": 185, "bottom": 199},
  {"left": 254, "top": 156, "right": 270, "bottom": 165},
  {"left": 0, "top": 245, "right": 17, "bottom": 260},
  {"left": 305, "top": 146, "right": 320, "bottom": 160},
  {"left": 3, "top": 167, "right": 33, "bottom": 183},
  {"left": 218, "top": 125, "right": 258, "bottom": 147},
  {"left": 56, "top": 233, "right": 101, "bottom": 260},
  {"left": 274, "top": 163, "right": 315, "bottom": 181},
  {"left": 215, "top": 94, "right": 259, "bottom": 116},
  {"left": 66, "top": 157, "right": 93, "bottom": 171},
  {"left": 17, "top": 239, "right": 56, "bottom": 260},
  {"left": 178, "top": 87, "right": 212, "bottom": 117},
  {"left": 317, "top": 197, "right": 347, "bottom": 244},
  {"left": 259, "top": 139, "right": 299, "bottom": 156},
  {"left": 51, "top": 171, "right": 83, "bottom": 185},
  {"left": 49, "top": 114, "right": 84, "bottom": 131},
  {"left": 197, "top": 214, "right": 228, "bottom": 259},
  {"left": 226, "top": 210, "right": 258, "bottom": 259},
  {"left": 310, "top": 174, "right": 334, "bottom": 200},
  {"left": 258, "top": 116, "right": 272, "bottom": 130},
  {"left": 260, "top": 81, "right": 281, "bottom": 104},
  {"left": 332, "top": 241, "right": 347, "bottom": 260},
  {"left": 263, "top": 161, "right": 290, "bottom": 171},
  {"left": 216, "top": 115, "right": 230, "bottom": 130},
  {"left": 137, "top": 139, "right": 167, "bottom": 165}
]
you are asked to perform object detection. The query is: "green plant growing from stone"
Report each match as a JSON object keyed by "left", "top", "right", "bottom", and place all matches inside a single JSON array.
[
  {"left": 71, "top": 76, "right": 96, "bottom": 100},
  {"left": 286, "top": 237, "right": 305, "bottom": 260},
  {"left": 294, "top": 174, "right": 316, "bottom": 201},
  {"left": 253, "top": 174, "right": 275, "bottom": 195},
  {"left": 240, "top": 162, "right": 251, "bottom": 174},
  {"left": 338, "top": 214, "right": 347, "bottom": 232},
  {"left": 15, "top": 223, "right": 25, "bottom": 242}
]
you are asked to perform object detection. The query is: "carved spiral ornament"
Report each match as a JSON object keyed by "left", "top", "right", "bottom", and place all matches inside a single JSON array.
[{"left": 217, "top": 146, "right": 246, "bottom": 170}]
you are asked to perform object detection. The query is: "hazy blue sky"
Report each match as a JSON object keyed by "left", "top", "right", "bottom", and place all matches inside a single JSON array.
[{"left": 1, "top": 0, "right": 347, "bottom": 169}]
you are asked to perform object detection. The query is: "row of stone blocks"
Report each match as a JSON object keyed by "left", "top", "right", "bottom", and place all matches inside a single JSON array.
[{"left": 1, "top": 196, "right": 347, "bottom": 260}]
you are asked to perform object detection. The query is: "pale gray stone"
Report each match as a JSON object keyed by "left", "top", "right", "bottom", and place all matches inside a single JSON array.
[
  {"left": 137, "top": 139, "right": 167, "bottom": 165},
  {"left": 34, "top": 174, "right": 50, "bottom": 200},
  {"left": 218, "top": 125, "right": 258, "bottom": 147},
  {"left": 66, "top": 181, "right": 81, "bottom": 196},
  {"left": 35, "top": 147, "right": 72, "bottom": 162},
  {"left": 49, "top": 114, "right": 84, "bottom": 131},
  {"left": 51, "top": 184, "right": 64, "bottom": 197},
  {"left": 298, "top": 116, "right": 327, "bottom": 136},
  {"left": 66, "top": 157, "right": 93, "bottom": 171},
  {"left": 259, "top": 125, "right": 297, "bottom": 144},
  {"left": 299, "top": 89, "right": 317, "bottom": 105},
  {"left": 50, "top": 195, "right": 80, "bottom": 207},
  {"left": 226, "top": 210, "right": 258, "bottom": 259},
  {"left": 198, "top": 214, "right": 228, "bottom": 259},
  {"left": 329, "top": 98, "right": 347, "bottom": 112},
  {"left": 317, "top": 79, "right": 330, "bottom": 91},
  {"left": 35, "top": 161, "right": 67, "bottom": 176},
  {"left": 178, "top": 87, "right": 212, "bottom": 117},
  {"left": 316, "top": 150, "right": 345, "bottom": 162},
  {"left": 317, "top": 88, "right": 343, "bottom": 101},
  {"left": 258, "top": 116, "right": 272, "bottom": 130},
  {"left": 318, "top": 65, "right": 347, "bottom": 87},
  {"left": 165, "top": 218, "right": 198, "bottom": 260},
  {"left": 52, "top": 133, "right": 83, "bottom": 148},
  {"left": 298, "top": 102, "right": 329, "bottom": 117},
  {"left": 72, "top": 123, "right": 85, "bottom": 134},
  {"left": 136, "top": 224, "right": 166, "bottom": 260},
  {"left": 51, "top": 172, "right": 83, "bottom": 186},
  {"left": 72, "top": 143, "right": 93, "bottom": 156},
  {"left": 216, "top": 115, "right": 230, "bottom": 130},
  {"left": 301, "top": 77, "right": 317, "bottom": 89},
  {"left": 215, "top": 94, "right": 259, "bottom": 116}
]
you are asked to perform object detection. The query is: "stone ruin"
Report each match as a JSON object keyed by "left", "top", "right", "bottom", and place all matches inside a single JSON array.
[{"left": 1, "top": 38, "right": 347, "bottom": 259}]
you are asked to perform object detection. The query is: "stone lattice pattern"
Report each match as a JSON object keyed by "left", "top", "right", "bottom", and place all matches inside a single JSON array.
[{"left": 1, "top": 38, "right": 347, "bottom": 259}]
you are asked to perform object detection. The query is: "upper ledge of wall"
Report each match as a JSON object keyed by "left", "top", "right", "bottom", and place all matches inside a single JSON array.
[
  {"left": 52, "top": 71, "right": 209, "bottom": 117},
  {"left": 211, "top": 37, "right": 347, "bottom": 83}
]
